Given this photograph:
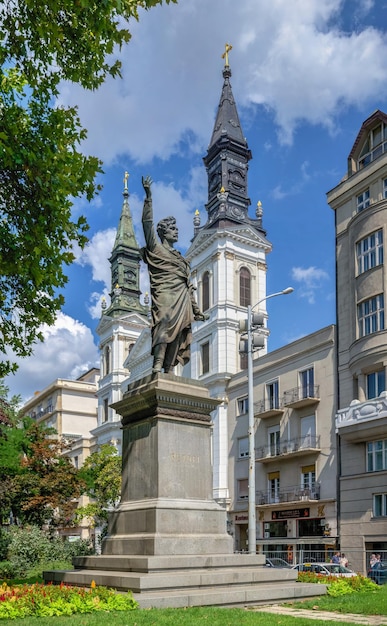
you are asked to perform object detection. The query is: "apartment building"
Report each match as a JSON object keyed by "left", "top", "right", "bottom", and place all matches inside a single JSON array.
[
  {"left": 227, "top": 325, "right": 337, "bottom": 561},
  {"left": 328, "top": 110, "right": 387, "bottom": 572}
]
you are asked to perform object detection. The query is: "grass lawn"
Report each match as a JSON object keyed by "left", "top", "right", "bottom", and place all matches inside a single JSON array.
[
  {"left": 0, "top": 606, "right": 349, "bottom": 626},
  {"left": 287, "top": 581, "right": 387, "bottom": 614}
]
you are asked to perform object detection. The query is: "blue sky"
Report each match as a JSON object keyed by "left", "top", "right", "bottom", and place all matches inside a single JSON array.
[{"left": 6, "top": 0, "right": 387, "bottom": 401}]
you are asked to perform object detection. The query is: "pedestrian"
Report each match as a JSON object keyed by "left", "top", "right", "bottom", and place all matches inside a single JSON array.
[
  {"left": 331, "top": 551, "right": 340, "bottom": 564},
  {"left": 340, "top": 553, "right": 348, "bottom": 567},
  {"left": 370, "top": 553, "right": 377, "bottom": 568}
]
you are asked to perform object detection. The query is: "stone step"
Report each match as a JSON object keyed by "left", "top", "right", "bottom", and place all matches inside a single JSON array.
[
  {"left": 130, "top": 581, "right": 326, "bottom": 609},
  {"left": 73, "top": 553, "right": 266, "bottom": 572},
  {"left": 48, "top": 565, "right": 298, "bottom": 593}
]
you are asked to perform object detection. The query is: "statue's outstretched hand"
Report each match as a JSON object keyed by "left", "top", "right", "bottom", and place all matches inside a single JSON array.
[{"left": 142, "top": 175, "right": 152, "bottom": 199}]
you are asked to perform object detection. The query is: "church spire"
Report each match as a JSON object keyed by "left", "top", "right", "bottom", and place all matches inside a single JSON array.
[
  {"left": 103, "top": 172, "right": 147, "bottom": 318},
  {"left": 209, "top": 44, "right": 246, "bottom": 148},
  {"left": 200, "top": 46, "right": 265, "bottom": 235}
]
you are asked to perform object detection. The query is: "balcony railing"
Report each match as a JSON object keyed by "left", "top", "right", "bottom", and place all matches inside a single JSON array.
[
  {"left": 256, "top": 434, "right": 320, "bottom": 461},
  {"left": 254, "top": 398, "right": 284, "bottom": 418},
  {"left": 283, "top": 385, "right": 320, "bottom": 407},
  {"left": 257, "top": 483, "right": 321, "bottom": 505},
  {"left": 30, "top": 405, "right": 53, "bottom": 419}
]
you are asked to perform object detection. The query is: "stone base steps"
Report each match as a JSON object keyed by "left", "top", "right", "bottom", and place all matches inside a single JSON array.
[
  {"left": 130, "top": 581, "right": 326, "bottom": 609},
  {"left": 44, "top": 562, "right": 326, "bottom": 609}
]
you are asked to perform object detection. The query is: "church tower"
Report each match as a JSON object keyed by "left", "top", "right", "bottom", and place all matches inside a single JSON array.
[
  {"left": 93, "top": 173, "right": 149, "bottom": 451},
  {"left": 186, "top": 47, "right": 272, "bottom": 505}
]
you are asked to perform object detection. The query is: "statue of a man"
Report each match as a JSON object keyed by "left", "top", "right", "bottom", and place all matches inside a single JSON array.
[{"left": 141, "top": 176, "right": 207, "bottom": 374}]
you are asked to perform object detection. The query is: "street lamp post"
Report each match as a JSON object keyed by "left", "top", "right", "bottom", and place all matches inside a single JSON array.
[{"left": 243, "top": 287, "right": 294, "bottom": 554}]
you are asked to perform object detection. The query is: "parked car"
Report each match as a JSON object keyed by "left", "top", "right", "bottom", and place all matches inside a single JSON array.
[
  {"left": 367, "top": 561, "right": 387, "bottom": 585},
  {"left": 265, "top": 557, "right": 292, "bottom": 568},
  {"left": 292, "top": 562, "right": 357, "bottom": 577}
]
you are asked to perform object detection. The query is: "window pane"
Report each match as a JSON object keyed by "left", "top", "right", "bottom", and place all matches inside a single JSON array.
[
  {"left": 240, "top": 267, "right": 251, "bottom": 307},
  {"left": 202, "top": 272, "right": 210, "bottom": 311},
  {"left": 239, "top": 437, "right": 249, "bottom": 458},
  {"left": 201, "top": 342, "right": 210, "bottom": 374},
  {"left": 374, "top": 494, "right": 382, "bottom": 517}
]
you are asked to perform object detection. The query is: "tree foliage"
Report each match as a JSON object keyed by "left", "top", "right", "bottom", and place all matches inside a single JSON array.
[
  {"left": 11, "top": 420, "right": 86, "bottom": 528},
  {"left": 0, "top": 0, "right": 176, "bottom": 377},
  {"left": 76, "top": 443, "right": 122, "bottom": 528},
  {"left": 0, "top": 384, "right": 86, "bottom": 528}
]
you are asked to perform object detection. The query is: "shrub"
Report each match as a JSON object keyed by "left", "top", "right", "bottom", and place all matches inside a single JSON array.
[
  {"left": 297, "top": 571, "right": 379, "bottom": 596},
  {"left": 5, "top": 526, "right": 95, "bottom": 578},
  {"left": 0, "top": 561, "right": 17, "bottom": 579},
  {"left": 0, "top": 529, "right": 11, "bottom": 562}
]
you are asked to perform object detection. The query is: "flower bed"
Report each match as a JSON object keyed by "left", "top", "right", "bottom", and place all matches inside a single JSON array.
[{"left": 0, "top": 581, "right": 138, "bottom": 619}]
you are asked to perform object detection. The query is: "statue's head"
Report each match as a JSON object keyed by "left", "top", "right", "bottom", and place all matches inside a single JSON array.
[{"left": 157, "top": 216, "right": 178, "bottom": 242}]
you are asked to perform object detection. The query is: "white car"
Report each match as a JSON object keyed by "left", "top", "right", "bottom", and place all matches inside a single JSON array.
[{"left": 292, "top": 562, "right": 357, "bottom": 577}]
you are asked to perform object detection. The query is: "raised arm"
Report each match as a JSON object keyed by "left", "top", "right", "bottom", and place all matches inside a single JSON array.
[{"left": 142, "top": 175, "right": 157, "bottom": 250}]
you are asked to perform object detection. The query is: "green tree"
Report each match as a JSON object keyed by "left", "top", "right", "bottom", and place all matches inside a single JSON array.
[
  {"left": 76, "top": 443, "right": 122, "bottom": 529},
  {"left": 11, "top": 420, "right": 86, "bottom": 528},
  {"left": 0, "top": 383, "right": 86, "bottom": 528},
  {"left": 0, "top": 0, "right": 176, "bottom": 377},
  {"left": 0, "top": 382, "right": 23, "bottom": 524}
]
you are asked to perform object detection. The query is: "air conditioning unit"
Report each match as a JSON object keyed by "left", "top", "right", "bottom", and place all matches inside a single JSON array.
[{"left": 264, "top": 531, "right": 270, "bottom": 539}]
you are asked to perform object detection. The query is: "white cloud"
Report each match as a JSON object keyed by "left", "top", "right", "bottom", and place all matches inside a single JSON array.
[
  {"left": 271, "top": 161, "right": 312, "bottom": 200},
  {"left": 76, "top": 228, "right": 116, "bottom": 285},
  {"left": 291, "top": 266, "right": 330, "bottom": 304},
  {"left": 4, "top": 313, "right": 99, "bottom": 403},
  {"left": 57, "top": 0, "right": 387, "bottom": 164}
]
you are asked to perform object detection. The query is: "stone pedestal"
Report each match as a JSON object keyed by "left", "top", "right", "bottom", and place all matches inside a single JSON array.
[
  {"left": 103, "top": 373, "right": 232, "bottom": 556},
  {"left": 44, "top": 374, "right": 325, "bottom": 607}
]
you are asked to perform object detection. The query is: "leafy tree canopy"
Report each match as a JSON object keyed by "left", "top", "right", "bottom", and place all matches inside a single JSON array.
[
  {"left": 0, "top": 0, "right": 176, "bottom": 377},
  {"left": 0, "top": 383, "right": 86, "bottom": 528},
  {"left": 76, "top": 443, "right": 122, "bottom": 528}
]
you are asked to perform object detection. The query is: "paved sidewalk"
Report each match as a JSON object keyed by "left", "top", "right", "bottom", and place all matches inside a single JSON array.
[{"left": 250, "top": 605, "right": 387, "bottom": 625}]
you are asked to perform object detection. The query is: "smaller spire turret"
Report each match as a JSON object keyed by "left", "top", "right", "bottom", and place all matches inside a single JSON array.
[{"left": 103, "top": 172, "right": 148, "bottom": 319}]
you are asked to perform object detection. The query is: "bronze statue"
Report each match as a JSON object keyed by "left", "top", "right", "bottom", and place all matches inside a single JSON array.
[{"left": 141, "top": 176, "right": 208, "bottom": 374}]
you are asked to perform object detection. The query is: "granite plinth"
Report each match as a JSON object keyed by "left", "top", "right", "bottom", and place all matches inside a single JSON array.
[{"left": 43, "top": 374, "right": 327, "bottom": 607}]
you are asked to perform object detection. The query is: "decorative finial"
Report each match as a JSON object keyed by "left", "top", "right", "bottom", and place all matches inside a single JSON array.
[
  {"left": 114, "top": 284, "right": 122, "bottom": 297},
  {"left": 101, "top": 296, "right": 107, "bottom": 311},
  {"left": 217, "top": 186, "right": 229, "bottom": 203},
  {"left": 193, "top": 209, "right": 201, "bottom": 229},
  {"left": 123, "top": 171, "right": 129, "bottom": 191},
  {"left": 222, "top": 43, "right": 232, "bottom": 67}
]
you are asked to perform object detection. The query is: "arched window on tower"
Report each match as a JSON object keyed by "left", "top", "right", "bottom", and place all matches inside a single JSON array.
[
  {"left": 104, "top": 346, "right": 111, "bottom": 376},
  {"left": 202, "top": 271, "right": 210, "bottom": 311},
  {"left": 239, "top": 267, "right": 251, "bottom": 307}
]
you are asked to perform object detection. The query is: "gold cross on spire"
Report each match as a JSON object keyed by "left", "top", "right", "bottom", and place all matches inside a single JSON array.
[
  {"left": 222, "top": 43, "right": 233, "bottom": 67},
  {"left": 123, "top": 171, "right": 129, "bottom": 191}
]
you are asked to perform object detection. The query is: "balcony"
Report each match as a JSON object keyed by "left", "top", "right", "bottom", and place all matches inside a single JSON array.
[
  {"left": 283, "top": 385, "right": 320, "bottom": 408},
  {"left": 30, "top": 405, "right": 54, "bottom": 420},
  {"left": 257, "top": 483, "right": 321, "bottom": 505},
  {"left": 254, "top": 398, "right": 285, "bottom": 419},
  {"left": 336, "top": 394, "right": 387, "bottom": 442},
  {"left": 256, "top": 434, "right": 321, "bottom": 463}
]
